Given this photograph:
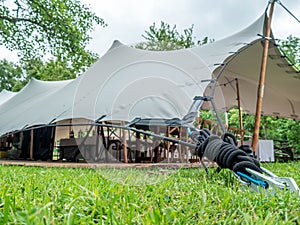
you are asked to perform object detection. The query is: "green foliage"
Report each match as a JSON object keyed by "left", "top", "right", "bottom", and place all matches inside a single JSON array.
[
  {"left": 199, "top": 109, "right": 226, "bottom": 124},
  {"left": 227, "top": 108, "right": 255, "bottom": 135},
  {"left": 0, "top": 0, "right": 105, "bottom": 76},
  {"left": 227, "top": 108, "right": 300, "bottom": 153},
  {"left": 279, "top": 35, "right": 300, "bottom": 71},
  {"left": 0, "top": 164, "right": 299, "bottom": 224},
  {"left": 199, "top": 108, "right": 299, "bottom": 154},
  {"left": 0, "top": 57, "right": 76, "bottom": 93},
  {"left": 22, "top": 57, "right": 76, "bottom": 81},
  {"left": 0, "top": 59, "right": 25, "bottom": 92},
  {"left": 265, "top": 117, "right": 300, "bottom": 153},
  {"left": 136, "top": 21, "right": 213, "bottom": 51}
]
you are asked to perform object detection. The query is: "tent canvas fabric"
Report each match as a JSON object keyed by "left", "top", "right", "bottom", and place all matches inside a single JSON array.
[
  {"left": 0, "top": 13, "right": 299, "bottom": 136},
  {"left": 70, "top": 40, "right": 211, "bottom": 122},
  {"left": 0, "top": 89, "right": 17, "bottom": 106},
  {"left": 0, "top": 79, "right": 73, "bottom": 134},
  {"left": 0, "top": 41, "right": 213, "bottom": 135},
  {"left": 205, "top": 35, "right": 300, "bottom": 119}
]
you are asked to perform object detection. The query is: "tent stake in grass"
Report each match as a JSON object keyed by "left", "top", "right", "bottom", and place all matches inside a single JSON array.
[{"left": 190, "top": 127, "right": 300, "bottom": 197}]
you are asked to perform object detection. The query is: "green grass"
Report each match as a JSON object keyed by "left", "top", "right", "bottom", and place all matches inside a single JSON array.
[{"left": 0, "top": 162, "right": 299, "bottom": 224}]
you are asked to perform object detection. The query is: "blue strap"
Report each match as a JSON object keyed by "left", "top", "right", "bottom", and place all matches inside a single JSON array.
[{"left": 236, "top": 171, "right": 268, "bottom": 188}]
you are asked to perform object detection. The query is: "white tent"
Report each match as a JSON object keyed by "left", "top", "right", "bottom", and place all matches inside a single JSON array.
[
  {"left": 0, "top": 13, "right": 299, "bottom": 136},
  {"left": 0, "top": 79, "right": 72, "bottom": 134},
  {"left": 0, "top": 40, "right": 212, "bottom": 136},
  {"left": 0, "top": 89, "right": 17, "bottom": 106}
]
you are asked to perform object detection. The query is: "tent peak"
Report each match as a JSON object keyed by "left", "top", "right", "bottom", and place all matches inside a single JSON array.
[
  {"left": 108, "top": 40, "right": 125, "bottom": 51},
  {"left": 108, "top": 39, "right": 194, "bottom": 53}
]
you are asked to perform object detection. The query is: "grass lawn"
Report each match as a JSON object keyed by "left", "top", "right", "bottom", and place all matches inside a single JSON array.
[{"left": 0, "top": 162, "right": 299, "bottom": 224}]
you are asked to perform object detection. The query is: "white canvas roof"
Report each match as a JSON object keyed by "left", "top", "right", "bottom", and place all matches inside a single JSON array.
[
  {"left": 0, "top": 89, "right": 17, "bottom": 105},
  {"left": 0, "top": 78, "right": 72, "bottom": 134},
  {"left": 205, "top": 32, "right": 300, "bottom": 119},
  {"left": 0, "top": 13, "right": 299, "bottom": 136},
  {"left": 0, "top": 41, "right": 212, "bottom": 135},
  {"left": 70, "top": 40, "right": 212, "bottom": 122},
  {"left": 192, "top": 14, "right": 299, "bottom": 120}
]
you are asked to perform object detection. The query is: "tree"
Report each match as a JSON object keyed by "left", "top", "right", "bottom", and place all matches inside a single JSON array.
[
  {"left": 279, "top": 35, "right": 300, "bottom": 71},
  {"left": 135, "top": 21, "right": 213, "bottom": 51},
  {"left": 0, "top": 59, "right": 25, "bottom": 92},
  {"left": 226, "top": 107, "right": 300, "bottom": 155},
  {"left": 22, "top": 57, "right": 77, "bottom": 81},
  {"left": 0, "top": 57, "right": 77, "bottom": 93},
  {"left": 0, "top": 0, "right": 106, "bottom": 76}
]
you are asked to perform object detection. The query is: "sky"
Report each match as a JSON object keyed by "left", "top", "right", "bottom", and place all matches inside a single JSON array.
[{"left": 1, "top": 0, "right": 300, "bottom": 62}]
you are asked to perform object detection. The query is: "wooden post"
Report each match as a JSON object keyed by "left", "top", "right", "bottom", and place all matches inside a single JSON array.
[
  {"left": 235, "top": 78, "right": 244, "bottom": 145},
  {"left": 136, "top": 131, "right": 141, "bottom": 162},
  {"left": 30, "top": 129, "right": 34, "bottom": 160},
  {"left": 251, "top": 1, "right": 275, "bottom": 153},
  {"left": 166, "top": 127, "right": 170, "bottom": 162},
  {"left": 100, "top": 124, "right": 108, "bottom": 162},
  {"left": 178, "top": 126, "right": 183, "bottom": 162},
  {"left": 95, "top": 125, "right": 100, "bottom": 161},
  {"left": 121, "top": 122, "right": 128, "bottom": 163}
]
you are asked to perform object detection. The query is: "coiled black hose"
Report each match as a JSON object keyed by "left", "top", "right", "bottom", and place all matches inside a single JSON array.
[{"left": 191, "top": 129, "right": 263, "bottom": 174}]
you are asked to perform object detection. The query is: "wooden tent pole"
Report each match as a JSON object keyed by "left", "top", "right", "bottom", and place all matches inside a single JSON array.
[
  {"left": 235, "top": 78, "right": 244, "bottom": 145},
  {"left": 121, "top": 122, "right": 128, "bottom": 163},
  {"left": 251, "top": 1, "right": 275, "bottom": 153},
  {"left": 30, "top": 129, "right": 34, "bottom": 160}
]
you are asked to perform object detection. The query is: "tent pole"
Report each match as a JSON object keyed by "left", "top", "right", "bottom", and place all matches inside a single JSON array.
[
  {"left": 210, "top": 99, "right": 226, "bottom": 133},
  {"left": 121, "top": 121, "right": 128, "bottom": 163},
  {"left": 251, "top": 1, "right": 275, "bottom": 153},
  {"left": 235, "top": 78, "right": 244, "bottom": 145},
  {"left": 30, "top": 129, "right": 34, "bottom": 160}
]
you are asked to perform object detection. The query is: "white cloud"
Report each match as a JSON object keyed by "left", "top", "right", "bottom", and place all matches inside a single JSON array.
[{"left": 83, "top": 0, "right": 300, "bottom": 56}]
